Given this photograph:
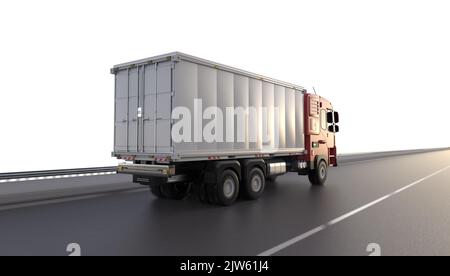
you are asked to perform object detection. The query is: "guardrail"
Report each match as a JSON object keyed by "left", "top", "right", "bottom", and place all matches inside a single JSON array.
[
  {"left": 0, "top": 148, "right": 448, "bottom": 206},
  {"left": 1, "top": 147, "right": 449, "bottom": 181},
  {"left": 338, "top": 147, "right": 450, "bottom": 164},
  {"left": 0, "top": 167, "right": 117, "bottom": 180}
]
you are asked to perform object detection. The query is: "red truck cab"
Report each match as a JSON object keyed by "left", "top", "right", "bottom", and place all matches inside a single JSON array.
[{"left": 300, "top": 93, "right": 340, "bottom": 185}]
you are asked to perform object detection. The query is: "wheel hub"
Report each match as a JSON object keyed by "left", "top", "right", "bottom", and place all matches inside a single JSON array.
[
  {"left": 251, "top": 174, "right": 262, "bottom": 192},
  {"left": 319, "top": 165, "right": 326, "bottom": 179},
  {"left": 223, "top": 177, "right": 235, "bottom": 199}
]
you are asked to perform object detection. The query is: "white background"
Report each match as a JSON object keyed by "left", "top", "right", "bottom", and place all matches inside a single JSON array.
[{"left": 1, "top": 0, "right": 449, "bottom": 172}]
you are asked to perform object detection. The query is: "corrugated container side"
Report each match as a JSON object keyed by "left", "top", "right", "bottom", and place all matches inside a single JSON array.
[
  {"left": 171, "top": 59, "right": 305, "bottom": 157},
  {"left": 113, "top": 53, "right": 305, "bottom": 161}
]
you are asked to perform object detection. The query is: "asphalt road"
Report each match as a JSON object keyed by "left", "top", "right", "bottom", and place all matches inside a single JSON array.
[{"left": 0, "top": 149, "right": 449, "bottom": 256}]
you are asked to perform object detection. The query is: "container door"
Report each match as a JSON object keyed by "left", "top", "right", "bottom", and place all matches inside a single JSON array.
[
  {"left": 142, "top": 61, "right": 173, "bottom": 154},
  {"left": 155, "top": 61, "right": 173, "bottom": 153},
  {"left": 127, "top": 67, "right": 139, "bottom": 152},
  {"left": 143, "top": 64, "right": 157, "bottom": 153},
  {"left": 114, "top": 70, "right": 129, "bottom": 153},
  {"left": 114, "top": 68, "right": 139, "bottom": 153},
  {"left": 137, "top": 66, "right": 145, "bottom": 153}
]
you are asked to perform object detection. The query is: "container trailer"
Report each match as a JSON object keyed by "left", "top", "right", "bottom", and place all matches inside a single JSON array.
[{"left": 112, "top": 52, "right": 339, "bottom": 205}]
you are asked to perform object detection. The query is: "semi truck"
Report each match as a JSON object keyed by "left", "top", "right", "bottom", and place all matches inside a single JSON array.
[{"left": 112, "top": 52, "right": 339, "bottom": 206}]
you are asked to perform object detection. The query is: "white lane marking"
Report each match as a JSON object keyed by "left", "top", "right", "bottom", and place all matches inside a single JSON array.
[
  {"left": 258, "top": 165, "right": 450, "bottom": 256},
  {"left": 0, "top": 172, "right": 116, "bottom": 183}
]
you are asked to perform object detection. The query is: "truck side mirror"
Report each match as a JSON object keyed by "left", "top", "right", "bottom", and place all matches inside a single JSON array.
[
  {"left": 328, "top": 125, "right": 340, "bottom": 133},
  {"left": 327, "top": 111, "right": 339, "bottom": 123}
]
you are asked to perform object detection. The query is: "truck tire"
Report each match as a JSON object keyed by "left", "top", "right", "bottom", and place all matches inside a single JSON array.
[
  {"left": 242, "top": 167, "right": 265, "bottom": 200},
  {"left": 215, "top": 169, "right": 240, "bottom": 206},
  {"left": 150, "top": 182, "right": 190, "bottom": 200},
  {"left": 161, "top": 182, "right": 191, "bottom": 200},
  {"left": 308, "top": 160, "right": 327, "bottom": 186},
  {"left": 149, "top": 183, "right": 165, "bottom": 198}
]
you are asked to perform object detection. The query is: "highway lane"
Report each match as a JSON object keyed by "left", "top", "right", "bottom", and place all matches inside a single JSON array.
[
  {"left": 275, "top": 165, "right": 450, "bottom": 256},
  {"left": 0, "top": 149, "right": 449, "bottom": 255}
]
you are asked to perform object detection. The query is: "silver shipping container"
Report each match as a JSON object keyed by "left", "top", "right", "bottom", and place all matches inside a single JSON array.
[{"left": 112, "top": 52, "right": 306, "bottom": 162}]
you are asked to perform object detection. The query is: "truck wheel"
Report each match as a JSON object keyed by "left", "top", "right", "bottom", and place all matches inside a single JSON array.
[
  {"left": 161, "top": 182, "right": 191, "bottom": 200},
  {"left": 308, "top": 160, "right": 327, "bottom": 186},
  {"left": 243, "top": 167, "right": 265, "bottom": 200},
  {"left": 149, "top": 183, "right": 165, "bottom": 198},
  {"left": 196, "top": 181, "right": 209, "bottom": 203},
  {"left": 215, "top": 169, "right": 239, "bottom": 206}
]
